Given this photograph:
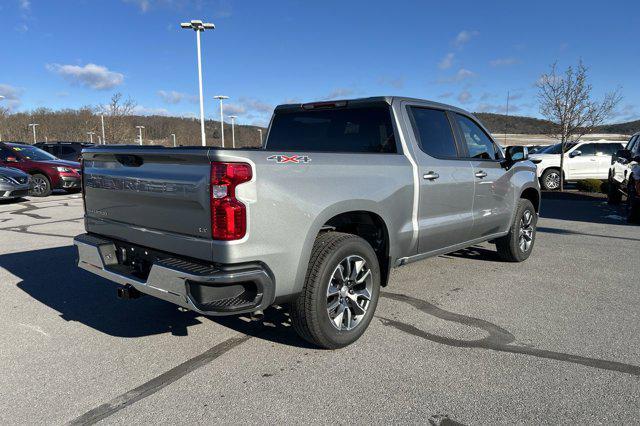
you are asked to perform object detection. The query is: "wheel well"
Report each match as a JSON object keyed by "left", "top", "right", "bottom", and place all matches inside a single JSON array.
[
  {"left": 323, "top": 211, "right": 391, "bottom": 287},
  {"left": 521, "top": 188, "right": 540, "bottom": 213}
]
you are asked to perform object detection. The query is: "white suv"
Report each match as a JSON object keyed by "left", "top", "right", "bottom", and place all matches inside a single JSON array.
[{"left": 529, "top": 140, "right": 625, "bottom": 190}]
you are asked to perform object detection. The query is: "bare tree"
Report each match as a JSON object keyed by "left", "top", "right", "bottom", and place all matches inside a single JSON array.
[
  {"left": 98, "top": 93, "right": 137, "bottom": 143},
  {"left": 536, "top": 61, "right": 622, "bottom": 191}
]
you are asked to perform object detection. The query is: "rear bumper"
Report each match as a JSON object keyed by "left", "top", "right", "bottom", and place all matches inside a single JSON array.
[{"left": 73, "top": 233, "right": 275, "bottom": 316}]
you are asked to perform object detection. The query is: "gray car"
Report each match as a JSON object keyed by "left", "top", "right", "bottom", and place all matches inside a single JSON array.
[
  {"left": 74, "top": 96, "right": 540, "bottom": 348},
  {"left": 0, "top": 166, "right": 30, "bottom": 199}
]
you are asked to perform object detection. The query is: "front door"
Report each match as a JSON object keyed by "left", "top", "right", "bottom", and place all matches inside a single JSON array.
[
  {"left": 403, "top": 105, "right": 475, "bottom": 254},
  {"left": 451, "top": 113, "right": 513, "bottom": 239},
  {"left": 566, "top": 143, "right": 598, "bottom": 179}
]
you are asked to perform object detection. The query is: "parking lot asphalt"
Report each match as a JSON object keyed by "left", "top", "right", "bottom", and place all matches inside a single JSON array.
[{"left": 0, "top": 192, "right": 638, "bottom": 424}]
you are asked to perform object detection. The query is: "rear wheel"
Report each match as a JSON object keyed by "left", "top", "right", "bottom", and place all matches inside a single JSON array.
[
  {"left": 495, "top": 199, "right": 537, "bottom": 262},
  {"left": 29, "top": 174, "right": 52, "bottom": 197},
  {"left": 291, "top": 232, "right": 380, "bottom": 349},
  {"left": 541, "top": 168, "right": 561, "bottom": 191}
]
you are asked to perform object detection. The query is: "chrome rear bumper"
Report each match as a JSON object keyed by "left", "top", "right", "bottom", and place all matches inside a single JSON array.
[{"left": 74, "top": 233, "right": 274, "bottom": 316}]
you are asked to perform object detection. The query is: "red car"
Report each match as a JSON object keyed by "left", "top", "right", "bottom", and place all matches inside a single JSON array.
[{"left": 0, "top": 142, "right": 82, "bottom": 197}]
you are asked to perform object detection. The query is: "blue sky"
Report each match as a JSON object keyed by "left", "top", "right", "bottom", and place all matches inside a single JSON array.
[{"left": 1, "top": 0, "right": 639, "bottom": 126}]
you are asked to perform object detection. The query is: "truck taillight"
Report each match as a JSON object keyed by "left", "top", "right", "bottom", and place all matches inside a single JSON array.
[{"left": 210, "top": 162, "right": 252, "bottom": 240}]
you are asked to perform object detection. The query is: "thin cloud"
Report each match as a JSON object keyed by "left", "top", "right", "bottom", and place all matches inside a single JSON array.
[
  {"left": 453, "top": 30, "right": 479, "bottom": 47},
  {"left": 46, "top": 63, "right": 124, "bottom": 90},
  {"left": 123, "top": 0, "right": 150, "bottom": 12},
  {"left": 158, "top": 90, "right": 197, "bottom": 104},
  {"left": 0, "top": 83, "right": 24, "bottom": 111},
  {"left": 438, "top": 68, "right": 475, "bottom": 84},
  {"left": 378, "top": 76, "right": 405, "bottom": 89},
  {"left": 490, "top": 57, "right": 520, "bottom": 67},
  {"left": 438, "top": 53, "right": 455, "bottom": 70},
  {"left": 19, "top": 0, "right": 30, "bottom": 10},
  {"left": 475, "top": 103, "right": 521, "bottom": 114},
  {"left": 132, "top": 105, "right": 169, "bottom": 116},
  {"left": 457, "top": 91, "right": 472, "bottom": 104},
  {"left": 323, "top": 88, "right": 354, "bottom": 100}
]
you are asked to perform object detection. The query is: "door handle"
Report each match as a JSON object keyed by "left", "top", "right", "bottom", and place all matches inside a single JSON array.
[
  {"left": 475, "top": 170, "right": 487, "bottom": 178},
  {"left": 423, "top": 171, "right": 439, "bottom": 180}
]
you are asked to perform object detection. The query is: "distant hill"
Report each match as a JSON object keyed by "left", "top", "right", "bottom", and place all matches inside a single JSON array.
[{"left": 475, "top": 112, "right": 640, "bottom": 136}]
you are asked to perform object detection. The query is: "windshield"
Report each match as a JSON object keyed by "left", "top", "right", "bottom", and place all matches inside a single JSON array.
[
  {"left": 539, "top": 142, "right": 577, "bottom": 154},
  {"left": 9, "top": 145, "right": 58, "bottom": 161}
]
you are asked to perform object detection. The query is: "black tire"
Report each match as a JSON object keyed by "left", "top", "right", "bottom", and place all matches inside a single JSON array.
[
  {"left": 495, "top": 199, "right": 537, "bottom": 262},
  {"left": 540, "top": 168, "right": 561, "bottom": 191},
  {"left": 627, "top": 181, "right": 640, "bottom": 224},
  {"left": 291, "top": 232, "right": 381, "bottom": 349},
  {"left": 29, "top": 173, "right": 52, "bottom": 197},
  {"left": 607, "top": 178, "right": 622, "bottom": 205}
]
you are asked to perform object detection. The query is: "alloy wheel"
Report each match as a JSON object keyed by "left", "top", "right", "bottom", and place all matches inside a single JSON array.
[
  {"left": 518, "top": 210, "right": 534, "bottom": 252},
  {"left": 544, "top": 172, "right": 560, "bottom": 190},
  {"left": 30, "top": 176, "right": 47, "bottom": 196},
  {"left": 326, "top": 255, "right": 373, "bottom": 331}
]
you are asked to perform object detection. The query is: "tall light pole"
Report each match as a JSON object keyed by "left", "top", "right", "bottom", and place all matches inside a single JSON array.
[
  {"left": 228, "top": 115, "right": 237, "bottom": 148},
  {"left": 181, "top": 20, "right": 215, "bottom": 147},
  {"left": 101, "top": 114, "right": 106, "bottom": 144},
  {"left": 213, "top": 95, "right": 229, "bottom": 148},
  {"left": 136, "top": 126, "right": 145, "bottom": 145},
  {"left": 170, "top": 133, "right": 176, "bottom": 147},
  {"left": 28, "top": 123, "right": 39, "bottom": 144},
  {"left": 0, "top": 95, "right": 4, "bottom": 142},
  {"left": 87, "top": 131, "right": 95, "bottom": 144},
  {"left": 258, "top": 128, "right": 263, "bottom": 145}
]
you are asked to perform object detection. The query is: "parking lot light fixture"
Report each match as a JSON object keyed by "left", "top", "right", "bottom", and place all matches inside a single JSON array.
[
  {"left": 136, "top": 126, "right": 145, "bottom": 145},
  {"left": 87, "top": 131, "right": 95, "bottom": 144},
  {"left": 181, "top": 20, "right": 215, "bottom": 147},
  {"left": 213, "top": 95, "right": 229, "bottom": 148},
  {"left": 258, "top": 128, "right": 263, "bottom": 145},
  {"left": 171, "top": 133, "right": 176, "bottom": 147},
  {"left": 28, "top": 123, "right": 39, "bottom": 144},
  {"left": 228, "top": 115, "right": 237, "bottom": 148}
]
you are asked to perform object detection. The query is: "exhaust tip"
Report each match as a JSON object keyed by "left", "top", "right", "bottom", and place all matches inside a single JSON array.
[{"left": 250, "top": 309, "right": 264, "bottom": 321}]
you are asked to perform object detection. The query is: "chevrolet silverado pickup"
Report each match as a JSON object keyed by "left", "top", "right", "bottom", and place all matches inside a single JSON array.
[{"left": 74, "top": 97, "right": 540, "bottom": 348}]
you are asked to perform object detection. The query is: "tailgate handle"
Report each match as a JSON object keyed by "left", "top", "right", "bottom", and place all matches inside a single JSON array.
[{"left": 115, "top": 154, "right": 144, "bottom": 167}]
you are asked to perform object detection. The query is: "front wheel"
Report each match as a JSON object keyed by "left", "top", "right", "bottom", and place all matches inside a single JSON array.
[
  {"left": 607, "top": 178, "right": 622, "bottom": 205},
  {"left": 291, "top": 232, "right": 380, "bottom": 349},
  {"left": 495, "top": 199, "right": 537, "bottom": 262},
  {"left": 627, "top": 181, "right": 640, "bottom": 224},
  {"left": 541, "top": 168, "right": 561, "bottom": 191},
  {"left": 29, "top": 173, "right": 52, "bottom": 197}
]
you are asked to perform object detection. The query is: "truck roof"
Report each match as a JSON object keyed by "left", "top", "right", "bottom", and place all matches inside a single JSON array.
[{"left": 274, "top": 96, "right": 472, "bottom": 116}]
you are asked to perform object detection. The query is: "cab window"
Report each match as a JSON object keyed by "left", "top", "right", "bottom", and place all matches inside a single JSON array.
[{"left": 454, "top": 114, "right": 501, "bottom": 160}]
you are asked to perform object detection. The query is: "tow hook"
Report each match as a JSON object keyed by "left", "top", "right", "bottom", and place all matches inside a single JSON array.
[{"left": 117, "top": 284, "right": 141, "bottom": 300}]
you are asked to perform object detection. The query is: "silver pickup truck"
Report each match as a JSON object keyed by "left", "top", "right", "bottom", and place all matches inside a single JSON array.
[{"left": 74, "top": 96, "right": 540, "bottom": 348}]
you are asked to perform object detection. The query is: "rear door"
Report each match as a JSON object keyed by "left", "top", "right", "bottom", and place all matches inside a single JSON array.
[
  {"left": 451, "top": 113, "right": 513, "bottom": 239},
  {"left": 595, "top": 143, "right": 623, "bottom": 179},
  {"left": 404, "top": 105, "right": 475, "bottom": 254}
]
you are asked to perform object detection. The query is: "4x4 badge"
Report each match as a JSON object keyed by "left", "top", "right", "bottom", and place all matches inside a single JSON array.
[{"left": 267, "top": 155, "right": 311, "bottom": 164}]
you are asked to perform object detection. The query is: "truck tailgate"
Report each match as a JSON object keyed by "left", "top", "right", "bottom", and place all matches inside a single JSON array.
[{"left": 82, "top": 147, "right": 213, "bottom": 259}]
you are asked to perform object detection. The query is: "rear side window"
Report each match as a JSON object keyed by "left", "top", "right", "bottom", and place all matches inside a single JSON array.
[
  {"left": 454, "top": 114, "right": 500, "bottom": 160},
  {"left": 595, "top": 143, "right": 622, "bottom": 155},
  {"left": 627, "top": 137, "right": 638, "bottom": 154},
  {"left": 408, "top": 107, "right": 458, "bottom": 158},
  {"left": 60, "top": 146, "right": 76, "bottom": 156},
  {"left": 266, "top": 106, "right": 397, "bottom": 153}
]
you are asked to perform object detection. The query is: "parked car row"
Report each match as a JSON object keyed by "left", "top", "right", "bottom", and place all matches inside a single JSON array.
[
  {"left": 0, "top": 142, "right": 82, "bottom": 197},
  {"left": 529, "top": 140, "right": 625, "bottom": 190}
]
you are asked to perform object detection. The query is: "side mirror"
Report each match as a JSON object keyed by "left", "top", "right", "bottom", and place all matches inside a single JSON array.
[
  {"left": 616, "top": 149, "right": 632, "bottom": 161},
  {"left": 505, "top": 146, "right": 528, "bottom": 163},
  {"left": 5, "top": 156, "right": 19, "bottom": 163},
  {"left": 569, "top": 150, "right": 582, "bottom": 158}
]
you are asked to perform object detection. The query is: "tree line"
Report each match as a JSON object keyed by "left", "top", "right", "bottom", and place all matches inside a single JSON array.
[{"left": 0, "top": 93, "right": 266, "bottom": 147}]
